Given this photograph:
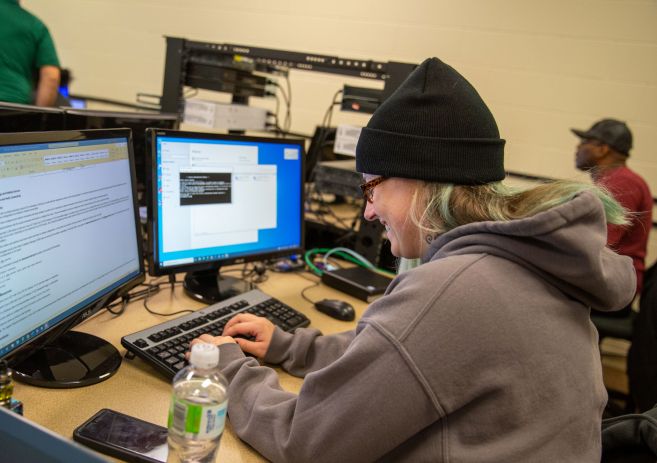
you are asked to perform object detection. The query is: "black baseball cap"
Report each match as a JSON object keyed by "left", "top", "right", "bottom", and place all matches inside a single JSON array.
[{"left": 571, "top": 118, "right": 632, "bottom": 156}]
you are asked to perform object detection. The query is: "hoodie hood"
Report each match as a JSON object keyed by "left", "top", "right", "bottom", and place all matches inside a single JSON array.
[{"left": 423, "top": 190, "right": 635, "bottom": 311}]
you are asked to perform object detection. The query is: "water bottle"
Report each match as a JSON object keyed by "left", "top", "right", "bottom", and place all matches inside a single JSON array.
[{"left": 167, "top": 343, "right": 228, "bottom": 463}]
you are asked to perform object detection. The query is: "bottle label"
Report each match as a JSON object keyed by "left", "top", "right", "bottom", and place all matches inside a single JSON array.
[{"left": 168, "top": 396, "right": 227, "bottom": 439}]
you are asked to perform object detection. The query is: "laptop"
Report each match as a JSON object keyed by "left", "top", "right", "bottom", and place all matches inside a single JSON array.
[{"left": 0, "top": 407, "right": 108, "bottom": 463}]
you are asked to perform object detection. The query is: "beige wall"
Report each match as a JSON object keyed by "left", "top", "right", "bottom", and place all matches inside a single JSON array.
[{"left": 22, "top": 0, "right": 657, "bottom": 262}]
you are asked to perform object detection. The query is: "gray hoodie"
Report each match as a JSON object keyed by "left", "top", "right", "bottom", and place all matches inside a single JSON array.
[{"left": 217, "top": 191, "right": 635, "bottom": 462}]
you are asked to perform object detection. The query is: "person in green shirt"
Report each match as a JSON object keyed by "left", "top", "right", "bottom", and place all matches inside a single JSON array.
[{"left": 0, "top": 0, "right": 60, "bottom": 106}]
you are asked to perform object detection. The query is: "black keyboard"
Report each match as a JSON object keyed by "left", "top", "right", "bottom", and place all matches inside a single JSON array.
[{"left": 121, "top": 289, "right": 310, "bottom": 379}]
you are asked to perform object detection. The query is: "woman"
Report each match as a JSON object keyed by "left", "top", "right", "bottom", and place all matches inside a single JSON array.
[{"left": 192, "top": 58, "right": 635, "bottom": 462}]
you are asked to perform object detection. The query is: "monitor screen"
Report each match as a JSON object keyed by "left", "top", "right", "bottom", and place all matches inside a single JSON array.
[
  {"left": 147, "top": 129, "right": 304, "bottom": 302},
  {"left": 0, "top": 129, "right": 144, "bottom": 387}
]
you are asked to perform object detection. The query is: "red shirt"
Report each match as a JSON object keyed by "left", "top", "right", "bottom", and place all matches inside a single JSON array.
[{"left": 597, "top": 166, "right": 653, "bottom": 295}]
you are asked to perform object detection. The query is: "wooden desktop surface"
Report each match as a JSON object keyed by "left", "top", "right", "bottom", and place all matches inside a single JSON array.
[{"left": 13, "top": 270, "right": 368, "bottom": 462}]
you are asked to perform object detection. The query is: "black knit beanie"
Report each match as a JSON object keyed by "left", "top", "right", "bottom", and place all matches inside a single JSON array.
[{"left": 356, "top": 57, "right": 505, "bottom": 184}]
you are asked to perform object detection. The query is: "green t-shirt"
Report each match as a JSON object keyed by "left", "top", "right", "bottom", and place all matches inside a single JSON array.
[{"left": 0, "top": 0, "right": 60, "bottom": 104}]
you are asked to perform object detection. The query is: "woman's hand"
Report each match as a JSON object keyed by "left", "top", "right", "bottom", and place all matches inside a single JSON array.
[{"left": 222, "top": 313, "right": 276, "bottom": 358}]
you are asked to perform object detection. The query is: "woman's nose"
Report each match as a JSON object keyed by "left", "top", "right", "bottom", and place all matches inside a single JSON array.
[{"left": 363, "top": 201, "right": 377, "bottom": 221}]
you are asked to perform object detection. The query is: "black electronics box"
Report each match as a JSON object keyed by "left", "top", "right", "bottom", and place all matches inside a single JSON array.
[
  {"left": 313, "top": 160, "right": 361, "bottom": 198},
  {"left": 321, "top": 267, "right": 393, "bottom": 302},
  {"left": 340, "top": 85, "right": 382, "bottom": 114}
]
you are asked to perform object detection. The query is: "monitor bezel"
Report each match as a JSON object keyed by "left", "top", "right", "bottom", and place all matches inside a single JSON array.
[
  {"left": 64, "top": 108, "right": 179, "bottom": 121},
  {"left": 0, "top": 101, "right": 65, "bottom": 114},
  {"left": 0, "top": 102, "right": 66, "bottom": 133},
  {"left": 146, "top": 128, "right": 306, "bottom": 277},
  {"left": 0, "top": 128, "right": 146, "bottom": 362}
]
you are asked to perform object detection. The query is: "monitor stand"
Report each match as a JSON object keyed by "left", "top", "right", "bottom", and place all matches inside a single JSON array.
[
  {"left": 11, "top": 331, "right": 121, "bottom": 388},
  {"left": 183, "top": 268, "right": 253, "bottom": 304}
]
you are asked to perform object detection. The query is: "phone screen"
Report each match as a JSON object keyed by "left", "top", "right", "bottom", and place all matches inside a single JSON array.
[{"left": 74, "top": 409, "right": 168, "bottom": 463}]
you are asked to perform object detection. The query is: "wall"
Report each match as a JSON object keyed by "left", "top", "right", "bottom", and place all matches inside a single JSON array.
[{"left": 21, "top": 0, "right": 657, "bottom": 262}]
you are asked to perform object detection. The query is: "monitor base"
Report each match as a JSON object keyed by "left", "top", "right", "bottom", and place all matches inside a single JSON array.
[
  {"left": 11, "top": 331, "right": 121, "bottom": 388},
  {"left": 183, "top": 269, "right": 254, "bottom": 304}
]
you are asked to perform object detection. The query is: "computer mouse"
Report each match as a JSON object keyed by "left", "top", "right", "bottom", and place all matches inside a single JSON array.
[{"left": 314, "top": 299, "right": 356, "bottom": 321}]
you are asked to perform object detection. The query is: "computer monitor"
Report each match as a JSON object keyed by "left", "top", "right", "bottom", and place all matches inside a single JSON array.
[
  {"left": 0, "top": 129, "right": 145, "bottom": 388},
  {"left": 64, "top": 109, "right": 180, "bottom": 203},
  {"left": 147, "top": 129, "right": 304, "bottom": 303},
  {"left": 0, "top": 101, "right": 65, "bottom": 133}
]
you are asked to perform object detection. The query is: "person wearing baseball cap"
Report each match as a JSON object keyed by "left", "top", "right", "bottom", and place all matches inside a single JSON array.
[
  {"left": 572, "top": 118, "right": 653, "bottom": 314},
  {"left": 189, "top": 59, "right": 635, "bottom": 462}
]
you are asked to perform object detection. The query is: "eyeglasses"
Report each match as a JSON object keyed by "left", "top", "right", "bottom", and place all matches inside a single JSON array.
[{"left": 359, "top": 176, "right": 387, "bottom": 203}]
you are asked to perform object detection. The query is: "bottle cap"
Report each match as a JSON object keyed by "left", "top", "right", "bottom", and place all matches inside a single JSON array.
[{"left": 189, "top": 343, "right": 220, "bottom": 369}]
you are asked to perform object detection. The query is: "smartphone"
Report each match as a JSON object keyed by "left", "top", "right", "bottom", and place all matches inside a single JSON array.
[{"left": 73, "top": 409, "right": 168, "bottom": 463}]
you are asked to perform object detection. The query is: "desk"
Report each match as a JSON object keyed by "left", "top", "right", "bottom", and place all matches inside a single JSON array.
[{"left": 14, "top": 270, "right": 368, "bottom": 462}]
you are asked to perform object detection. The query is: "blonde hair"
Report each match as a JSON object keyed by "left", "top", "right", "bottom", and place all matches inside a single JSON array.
[{"left": 410, "top": 180, "right": 629, "bottom": 238}]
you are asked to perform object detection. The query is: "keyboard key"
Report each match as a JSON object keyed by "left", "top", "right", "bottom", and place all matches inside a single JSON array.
[
  {"left": 173, "top": 361, "right": 186, "bottom": 371},
  {"left": 147, "top": 333, "right": 163, "bottom": 342},
  {"left": 287, "top": 316, "right": 304, "bottom": 327}
]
